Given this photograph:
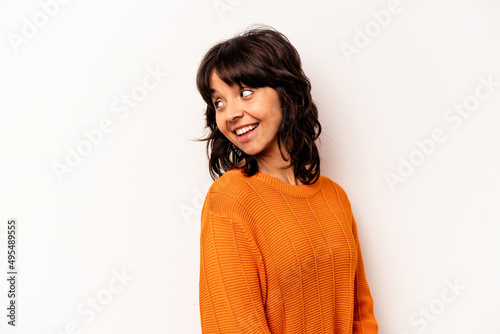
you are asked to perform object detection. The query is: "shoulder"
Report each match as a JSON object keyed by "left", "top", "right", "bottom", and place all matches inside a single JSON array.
[
  {"left": 202, "top": 168, "right": 253, "bottom": 217},
  {"left": 319, "top": 175, "right": 353, "bottom": 212},
  {"left": 208, "top": 168, "right": 246, "bottom": 192}
]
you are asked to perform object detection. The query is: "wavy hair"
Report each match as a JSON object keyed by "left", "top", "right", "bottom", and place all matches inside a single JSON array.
[{"left": 193, "top": 24, "right": 322, "bottom": 184}]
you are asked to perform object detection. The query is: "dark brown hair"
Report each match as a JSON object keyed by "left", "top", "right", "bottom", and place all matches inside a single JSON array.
[{"left": 194, "top": 24, "right": 322, "bottom": 184}]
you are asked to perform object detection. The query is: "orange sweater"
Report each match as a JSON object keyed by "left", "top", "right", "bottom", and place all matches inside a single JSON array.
[{"left": 199, "top": 168, "right": 378, "bottom": 333}]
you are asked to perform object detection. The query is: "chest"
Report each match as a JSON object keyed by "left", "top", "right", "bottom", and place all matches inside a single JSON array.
[{"left": 252, "top": 199, "right": 358, "bottom": 287}]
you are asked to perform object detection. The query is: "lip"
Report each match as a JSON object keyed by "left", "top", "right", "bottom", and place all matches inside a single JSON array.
[
  {"left": 235, "top": 123, "right": 259, "bottom": 144},
  {"left": 232, "top": 122, "right": 259, "bottom": 133}
]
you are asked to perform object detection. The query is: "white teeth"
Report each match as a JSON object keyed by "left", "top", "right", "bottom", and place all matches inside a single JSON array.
[{"left": 235, "top": 123, "right": 258, "bottom": 136}]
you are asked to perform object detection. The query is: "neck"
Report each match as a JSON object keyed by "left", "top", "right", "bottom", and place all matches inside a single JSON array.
[
  {"left": 260, "top": 165, "right": 302, "bottom": 186},
  {"left": 256, "top": 149, "right": 303, "bottom": 186},
  {"left": 238, "top": 137, "right": 303, "bottom": 186}
]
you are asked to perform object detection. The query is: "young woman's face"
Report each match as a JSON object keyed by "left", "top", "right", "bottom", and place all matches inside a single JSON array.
[{"left": 209, "top": 71, "right": 283, "bottom": 158}]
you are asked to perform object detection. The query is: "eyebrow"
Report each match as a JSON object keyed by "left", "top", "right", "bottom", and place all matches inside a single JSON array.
[
  {"left": 208, "top": 89, "right": 218, "bottom": 100},
  {"left": 208, "top": 83, "right": 246, "bottom": 97}
]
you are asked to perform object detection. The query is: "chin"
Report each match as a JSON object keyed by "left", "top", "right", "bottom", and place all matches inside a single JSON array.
[{"left": 240, "top": 147, "right": 261, "bottom": 157}]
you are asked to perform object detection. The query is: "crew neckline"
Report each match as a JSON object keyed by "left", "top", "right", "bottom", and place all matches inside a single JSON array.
[{"left": 234, "top": 168, "right": 323, "bottom": 198}]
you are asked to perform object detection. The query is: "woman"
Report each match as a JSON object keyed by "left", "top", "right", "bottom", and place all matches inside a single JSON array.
[{"left": 195, "top": 25, "right": 379, "bottom": 333}]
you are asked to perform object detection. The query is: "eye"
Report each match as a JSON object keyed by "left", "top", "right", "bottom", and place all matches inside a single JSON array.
[
  {"left": 241, "top": 89, "right": 252, "bottom": 98},
  {"left": 213, "top": 100, "right": 223, "bottom": 109}
]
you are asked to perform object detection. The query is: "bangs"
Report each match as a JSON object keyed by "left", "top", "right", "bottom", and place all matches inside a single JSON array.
[
  {"left": 196, "top": 29, "right": 297, "bottom": 108},
  {"left": 211, "top": 38, "right": 274, "bottom": 90}
]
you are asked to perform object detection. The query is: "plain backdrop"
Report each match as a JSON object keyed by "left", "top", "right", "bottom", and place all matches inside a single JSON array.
[{"left": 1, "top": 0, "right": 499, "bottom": 333}]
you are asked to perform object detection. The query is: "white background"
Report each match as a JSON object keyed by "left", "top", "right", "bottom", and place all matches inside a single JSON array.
[{"left": 1, "top": 0, "right": 499, "bottom": 333}]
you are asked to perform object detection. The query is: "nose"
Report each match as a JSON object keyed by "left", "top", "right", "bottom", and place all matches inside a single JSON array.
[{"left": 225, "top": 98, "right": 244, "bottom": 121}]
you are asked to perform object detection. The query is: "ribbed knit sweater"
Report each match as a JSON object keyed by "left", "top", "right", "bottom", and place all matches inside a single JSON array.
[{"left": 199, "top": 167, "right": 378, "bottom": 333}]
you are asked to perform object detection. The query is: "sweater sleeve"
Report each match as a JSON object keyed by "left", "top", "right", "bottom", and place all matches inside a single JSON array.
[
  {"left": 199, "top": 208, "right": 271, "bottom": 333},
  {"left": 352, "top": 215, "right": 379, "bottom": 333}
]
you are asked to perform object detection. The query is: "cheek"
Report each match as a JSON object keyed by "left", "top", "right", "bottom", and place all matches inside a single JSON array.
[
  {"left": 214, "top": 117, "right": 223, "bottom": 132},
  {"left": 272, "top": 106, "right": 284, "bottom": 128},
  {"left": 270, "top": 98, "right": 283, "bottom": 124}
]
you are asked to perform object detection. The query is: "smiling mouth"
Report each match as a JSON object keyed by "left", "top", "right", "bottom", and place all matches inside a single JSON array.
[{"left": 235, "top": 123, "right": 259, "bottom": 136}]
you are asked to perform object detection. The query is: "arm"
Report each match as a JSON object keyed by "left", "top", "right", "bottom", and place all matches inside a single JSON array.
[
  {"left": 199, "top": 206, "right": 271, "bottom": 333},
  {"left": 352, "top": 215, "right": 379, "bottom": 333}
]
